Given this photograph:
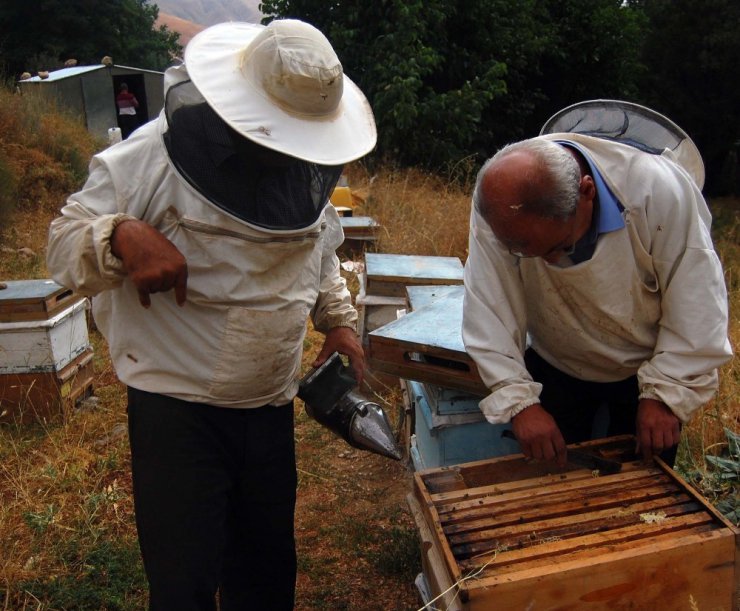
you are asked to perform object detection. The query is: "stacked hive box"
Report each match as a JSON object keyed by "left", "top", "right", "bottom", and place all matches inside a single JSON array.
[
  {"left": 330, "top": 183, "right": 381, "bottom": 255},
  {"left": 337, "top": 216, "right": 381, "bottom": 256},
  {"left": 0, "top": 279, "right": 94, "bottom": 423},
  {"left": 364, "top": 263, "right": 740, "bottom": 607},
  {"left": 364, "top": 270, "right": 519, "bottom": 469},
  {"left": 405, "top": 379, "right": 519, "bottom": 471},
  {"left": 358, "top": 252, "right": 464, "bottom": 351}
]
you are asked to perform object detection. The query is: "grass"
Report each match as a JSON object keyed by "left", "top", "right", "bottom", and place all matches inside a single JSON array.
[{"left": 0, "top": 85, "right": 738, "bottom": 609}]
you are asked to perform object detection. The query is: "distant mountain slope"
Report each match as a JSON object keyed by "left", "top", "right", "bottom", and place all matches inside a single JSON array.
[
  {"left": 150, "top": 0, "right": 262, "bottom": 27},
  {"left": 156, "top": 12, "right": 206, "bottom": 47}
]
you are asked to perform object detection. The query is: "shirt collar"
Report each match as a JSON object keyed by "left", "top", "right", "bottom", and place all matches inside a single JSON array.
[{"left": 557, "top": 140, "right": 624, "bottom": 234}]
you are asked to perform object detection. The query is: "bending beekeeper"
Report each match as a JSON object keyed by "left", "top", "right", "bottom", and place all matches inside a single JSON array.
[
  {"left": 47, "top": 19, "right": 376, "bottom": 611},
  {"left": 463, "top": 103, "right": 732, "bottom": 469}
]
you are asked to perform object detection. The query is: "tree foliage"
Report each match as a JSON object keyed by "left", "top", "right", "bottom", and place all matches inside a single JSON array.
[
  {"left": 2, "top": 1, "right": 736, "bottom": 192},
  {"left": 262, "top": 0, "right": 509, "bottom": 168},
  {"left": 259, "top": 1, "right": 739, "bottom": 193},
  {"left": 532, "top": 0, "right": 648, "bottom": 129},
  {"left": 0, "top": 0, "right": 181, "bottom": 78},
  {"left": 260, "top": 0, "right": 648, "bottom": 172},
  {"left": 633, "top": 0, "right": 740, "bottom": 195}
]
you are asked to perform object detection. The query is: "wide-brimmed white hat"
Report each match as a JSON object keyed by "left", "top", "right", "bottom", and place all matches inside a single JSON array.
[{"left": 184, "top": 19, "right": 377, "bottom": 165}]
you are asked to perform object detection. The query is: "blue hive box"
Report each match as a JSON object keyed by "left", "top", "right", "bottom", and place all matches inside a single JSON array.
[{"left": 407, "top": 379, "right": 520, "bottom": 470}]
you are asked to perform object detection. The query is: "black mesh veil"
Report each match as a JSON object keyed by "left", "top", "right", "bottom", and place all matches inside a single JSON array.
[
  {"left": 163, "top": 79, "right": 344, "bottom": 230},
  {"left": 540, "top": 99, "right": 705, "bottom": 189}
]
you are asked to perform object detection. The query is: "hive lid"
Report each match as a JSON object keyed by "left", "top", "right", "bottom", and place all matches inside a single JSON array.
[{"left": 0, "top": 279, "right": 78, "bottom": 322}]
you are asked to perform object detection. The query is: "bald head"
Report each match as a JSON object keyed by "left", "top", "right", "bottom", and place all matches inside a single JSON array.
[
  {"left": 472, "top": 137, "right": 597, "bottom": 262},
  {"left": 474, "top": 138, "right": 580, "bottom": 224}
]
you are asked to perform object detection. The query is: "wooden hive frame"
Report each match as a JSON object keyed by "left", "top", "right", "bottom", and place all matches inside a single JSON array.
[{"left": 409, "top": 436, "right": 739, "bottom": 610}]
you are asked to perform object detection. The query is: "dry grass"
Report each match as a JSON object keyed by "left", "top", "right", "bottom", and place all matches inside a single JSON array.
[
  {"left": 343, "top": 161, "right": 475, "bottom": 260},
  {"left": 678, "top": 197, "right": 740, "bottom": 509}
]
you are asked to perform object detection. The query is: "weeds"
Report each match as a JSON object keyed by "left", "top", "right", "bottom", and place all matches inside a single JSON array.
[
  {"left": 16, "top": 538, "right": 146, "bottom": 611},
  {"left": 680, "top": 427, "right": 740, "bottom": 524}
]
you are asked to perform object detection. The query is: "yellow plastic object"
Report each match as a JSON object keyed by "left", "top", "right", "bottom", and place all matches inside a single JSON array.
[{"left": 330, "top": 186, "right": 353, "bottom": 208}]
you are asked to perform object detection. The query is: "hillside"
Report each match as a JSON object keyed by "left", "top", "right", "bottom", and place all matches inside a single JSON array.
[
  {"left": 150, "top": 0, "right": 262, "bottom": 26},
  {"left": 155, "top": 12, "right": 205, "bottom": 47}
]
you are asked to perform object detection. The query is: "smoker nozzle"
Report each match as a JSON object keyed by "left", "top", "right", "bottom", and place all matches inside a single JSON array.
[{"left": 298, "top": 353, "right": 403, "bottom": 461}]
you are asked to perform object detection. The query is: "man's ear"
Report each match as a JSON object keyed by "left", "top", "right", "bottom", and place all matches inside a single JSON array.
[{"left": 581, "top": 175, "right": 596, "bottom": 201}]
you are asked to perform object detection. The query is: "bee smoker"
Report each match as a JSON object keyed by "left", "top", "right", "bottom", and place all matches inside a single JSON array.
[{"left": 297, "top": 352, "right": 402, "bottom": 460}]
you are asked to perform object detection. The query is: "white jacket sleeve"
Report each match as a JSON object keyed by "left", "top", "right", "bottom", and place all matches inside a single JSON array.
[
  {"left": 310, "top": 204, "right": 358, "bottom": 333},
  {"left": 47, "top": 156, "right": 136, "bottom": 296},
  {"left": 629, "top": 152, "right": 732, "bottom": 421},
  {"left": 462, "top": 206, "right": 542, "bottom": 423}
]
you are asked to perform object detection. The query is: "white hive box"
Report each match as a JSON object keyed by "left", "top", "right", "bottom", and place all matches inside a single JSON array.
[{"left": 0, "top": 280, "right": 94, "bottom": 422}]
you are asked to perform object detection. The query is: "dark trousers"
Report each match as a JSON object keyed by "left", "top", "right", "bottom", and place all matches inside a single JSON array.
[
  {"left": 525, "top": 349, "right": 677, "bottom": 464},
  {"left": 118, "top": 114, "right": 139, "bottom": 139},
  {"left": 127, "top": 387, "right": 297, "bottom": 611}
]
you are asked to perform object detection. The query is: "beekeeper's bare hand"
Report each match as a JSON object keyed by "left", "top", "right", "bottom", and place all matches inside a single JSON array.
[
  {"left": 111, "top": 219, "right": 188, "bottom": 308},
  {"left": 314, "top": 326, "right": 365, "bottom": 386},
  {"left": 636, "top": 398, "right": 680, "bottom": 461},
  {"left": 511, "top": 404, "right": 567, "bottom": 467}
]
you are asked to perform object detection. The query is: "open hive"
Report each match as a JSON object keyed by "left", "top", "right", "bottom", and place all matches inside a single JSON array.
[{"left": 409, "top": 436, "right": 739, "bottom": 610}]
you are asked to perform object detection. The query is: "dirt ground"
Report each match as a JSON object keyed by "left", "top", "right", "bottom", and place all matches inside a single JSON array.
[{"left": 292, "top": 387, "right": 423, "bottom": 611}]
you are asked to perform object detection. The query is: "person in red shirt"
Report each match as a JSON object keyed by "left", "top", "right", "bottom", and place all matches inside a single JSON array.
[{"left": 116, "top": 82, "right": 139, "bottom": 139}]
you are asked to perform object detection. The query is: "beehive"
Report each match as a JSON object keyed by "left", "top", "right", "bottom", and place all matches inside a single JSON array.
[
  {"left": 405, "top": 379, "right": 519, "bottom": 471},
  {"left": 367, "top": 287, "right": 487, "bottom": 395},
  {"left": 0, "top": 280, "right": 93, "bottom": 422},
  {"left": 364, "top": 253, "right": 464, "bottom": 298},
  {"left": 409, "top": 436, "right": 739, "bottom": 610}
]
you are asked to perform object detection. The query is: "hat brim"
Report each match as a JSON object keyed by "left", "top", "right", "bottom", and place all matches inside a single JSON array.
[
  {"left": 185, "top": 22, "right": 377, "bottom": 165},
  {"left": 540, "top": 99, "right": 705, "bottom": 189}
]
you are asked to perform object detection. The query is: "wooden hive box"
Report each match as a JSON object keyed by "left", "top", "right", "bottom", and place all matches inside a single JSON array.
[
  {"left": 338, "top": 216, "right": 380, "bottom": 256},
  {"left": 404, "top": 285, "right": 485, "bottom": 414},
  {"left": 367, "top": 287, "right": 488, "bottom": 396},
  {"left": 340, "top": 215, "right": 380, "bottom": 239},
  {"left": 409, "top": 436, "right": 739, "bottom": 610},
  {"left": 406, "top": 379, "right": 519, "bottom": 471},
  {"left": 0, "top": 281, "right": 94, "bottom": 423},
  {"left": 364, "top": 253, "right": 464, "bottom": 298},
  {"left": 0, "top": 279, "right": 78, "bottom": 322},
  {"left": 0, "top": 348, "right": 94, "bottom": 423}
]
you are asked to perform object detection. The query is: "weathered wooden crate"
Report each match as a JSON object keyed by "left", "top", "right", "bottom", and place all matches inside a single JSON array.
[
  {"left": 0, "top": 297, "right": 91, "bottom": 375},
  {"left": 0, "top": 348, "right": 94, "bottom": 423},
  {"left": 0, "top": 279, "right": 78, "bottom": 322},
  {"left": 0, "top": 283, "right": 94, "bottom": 423},
  {"left": 409, "top": 436, "right": 739, "bottom": 610},
  {"left": 356, "top": 279, "right": 407, "bottom": 343},
  {"left": 367, "top": 288, "right": 487, "bottom": 395},
  {"left": 364, "top": 253, "right": 463, "bottom": 297},
  {"left": 338, "top": 216, "right": 380, "bottom": 256}
]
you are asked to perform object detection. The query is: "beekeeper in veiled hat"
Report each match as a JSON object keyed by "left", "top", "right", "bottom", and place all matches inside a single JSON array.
[{"left": 47, "top": 19, "right": 377, "bottom": 610}]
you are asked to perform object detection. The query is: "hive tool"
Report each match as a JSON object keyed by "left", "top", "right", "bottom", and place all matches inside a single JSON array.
[{"left": 297, "top": 352, "right": 403, "bottom": 460}]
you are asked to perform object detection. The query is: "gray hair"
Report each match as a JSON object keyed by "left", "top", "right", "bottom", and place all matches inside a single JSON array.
[{"left": 473, "top": 137, "right": 580, "bottom": 221}]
